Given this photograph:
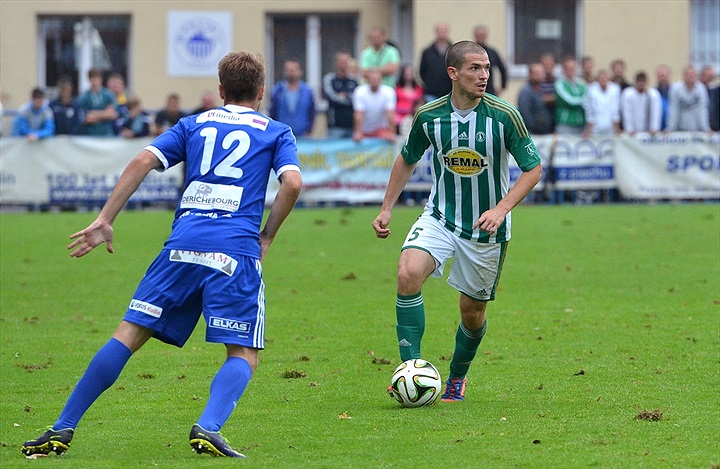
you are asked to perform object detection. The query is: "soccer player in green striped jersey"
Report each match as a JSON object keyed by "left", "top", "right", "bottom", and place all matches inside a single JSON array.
[{"left": 373, "top": 40, "right": 542, "bottom": 402}]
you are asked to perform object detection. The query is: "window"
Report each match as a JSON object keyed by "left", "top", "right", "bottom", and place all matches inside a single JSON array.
[
  {"left": 268, "top": 14, "right": 358, "bottom": 107},
  {"left": 38, "top": 15, "right": 131, "bottom": 94},
  {"left": 508, "top": 0, "right": 581, "bottom": 70},
  {"left": 690, "top": 0, "right": 720, "bottom": 71}
]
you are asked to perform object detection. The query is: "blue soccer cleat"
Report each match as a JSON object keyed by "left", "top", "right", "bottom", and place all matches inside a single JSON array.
[
  {"left": 21, "top": 428, "right": 74, "bottom": 456},
  {"left": 189, "top": 424, "right": 246, "bottom": 458},
  {"left": 440, "top": 377, "right": 466, "bottom": 402}
]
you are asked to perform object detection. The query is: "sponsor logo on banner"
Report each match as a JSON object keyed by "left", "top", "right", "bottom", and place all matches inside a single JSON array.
[
  {"left": 443, "top": 147, "right": 489, "bottom": 177},
  {"left": 181, "top": 181, "right": 243, "bottom": 212},
  {"left": 169, "top": 250, "right": 238, "bottom": 276},
  {"left": 129, "top": 299, "right": 163, "bottom": 318},
  {"left": 208, "top": 316, "right": 251, "bottom": 333}
]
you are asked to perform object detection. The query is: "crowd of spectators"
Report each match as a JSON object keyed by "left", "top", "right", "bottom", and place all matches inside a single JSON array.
[
  {"left": 517, "top": 55, "right": 718, "bottom": 136},
  {"left": 4, "top": 23, "right": 719, "bottom": 144}
]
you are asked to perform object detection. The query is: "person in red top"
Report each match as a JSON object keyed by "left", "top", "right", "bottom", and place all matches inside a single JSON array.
[{"left": 394, "top": 64, "right": 424, "bottom": 132}]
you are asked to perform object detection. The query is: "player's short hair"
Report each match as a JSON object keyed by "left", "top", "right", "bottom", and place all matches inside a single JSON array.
[
  {"left": 635, "top": 71, "right": 648, "bottom": 82},
  {"left": 218, "top": 51, "right": 265, "bottom": 102},
  {"left": 31, "top": 88, "right": 45, "bottom": 99},
  {"left": 446, "top": 41, "right": 487, "bottom": 70}
]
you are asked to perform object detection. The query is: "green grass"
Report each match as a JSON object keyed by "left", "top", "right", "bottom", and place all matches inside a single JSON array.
[{"left": 1, "top": 203, "right": 719, "bottom": 468}]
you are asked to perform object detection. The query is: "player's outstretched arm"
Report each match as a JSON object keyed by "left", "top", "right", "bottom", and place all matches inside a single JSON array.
[
  {"left": 260, "top": 169, "right": 302, "bottom": 262},
  {"left": 372, "top": 154, "right": 416, "bottom": 239},
  {"left": 68, "top": 149, "right": 162, "bottom": 258}
]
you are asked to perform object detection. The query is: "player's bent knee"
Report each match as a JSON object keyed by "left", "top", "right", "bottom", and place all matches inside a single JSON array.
[{"left": 226, "top": 344, "right": 259, "bottom": 372}]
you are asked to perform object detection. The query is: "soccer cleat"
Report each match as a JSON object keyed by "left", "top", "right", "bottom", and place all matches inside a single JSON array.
[
  {"left": 21, "top": 428, "right": 74, "bottom": 456},
  {"left": 440, "top": 377, "right": 466, "bottom": 402},
  {"left": 189, "top": 424, "right": 246, "bottom": 458}
]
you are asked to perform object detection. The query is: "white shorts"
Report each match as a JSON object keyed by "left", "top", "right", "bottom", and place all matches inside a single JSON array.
[{"left": 401, "top": 213, "right": 508, "bottom": 301}]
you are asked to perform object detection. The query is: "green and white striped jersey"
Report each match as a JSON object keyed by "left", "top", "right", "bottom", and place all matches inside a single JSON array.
[{"left": 401, "top": 94, "right": 541, "bottom": 243}]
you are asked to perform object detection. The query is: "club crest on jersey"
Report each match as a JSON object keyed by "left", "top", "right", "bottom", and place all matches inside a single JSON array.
[
  {"left": 476, "top": 131, "right": 486, "bottom": 142},
  {"left": 525, "top": 143, "right": 536, "bottom": 156},
  {"left": 443, "top": 147, "right": 488, "bottom": 177}
]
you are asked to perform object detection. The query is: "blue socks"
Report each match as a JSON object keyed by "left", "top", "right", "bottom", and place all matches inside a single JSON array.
[
  {"left": 54, "top": 338, "right": 132, "bottom": 430},
  {"left": 52, "top": 339, "right": 252, "bottom": 433},
  {"left": 197, "top": 357, "right": 252, "bottom": 432}
]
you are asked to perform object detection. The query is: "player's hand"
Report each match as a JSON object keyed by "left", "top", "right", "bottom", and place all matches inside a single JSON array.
[
  {"left": 259, "top": 230, "right": 273, "bottom": 262},
  {"left": 372, "top": 211, "right": 392, "bottom": 239},
  {"left": 68, "top": 218, "right": 114, "bottom": 257},
  {"left": 473, "top": 207, "right": 507, "bottom": 235}
]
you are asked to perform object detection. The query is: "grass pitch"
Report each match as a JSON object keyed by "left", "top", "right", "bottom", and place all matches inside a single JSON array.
[{"left": 1, "top": 203, "right": 719, "bottom": 468}]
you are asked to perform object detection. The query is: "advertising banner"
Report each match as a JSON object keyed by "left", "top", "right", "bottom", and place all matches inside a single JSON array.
[
  {"left": 614, "top": 132, "right": 720, "bottom": 199},
  {"left": 0, "top": 137, "right": 183, "bottom": 205}
]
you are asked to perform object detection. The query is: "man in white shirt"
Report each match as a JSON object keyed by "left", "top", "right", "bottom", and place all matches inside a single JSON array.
[
  {"left": 352, "top": 68, "right": 397, "bottom": 142},
  {"left": 621, "top": 71, "right": 662, "bottom": 135},
  {"left": 582, "top": 69, "right": 620, "bottom": 136}
]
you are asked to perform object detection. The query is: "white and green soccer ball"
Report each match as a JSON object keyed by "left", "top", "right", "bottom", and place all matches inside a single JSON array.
[{"left": 388, "top": 359, "right": 442, "bottom": 407}]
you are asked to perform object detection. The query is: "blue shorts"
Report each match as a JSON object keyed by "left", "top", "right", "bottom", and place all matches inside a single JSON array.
[{"left": 124, "top": 249, "right": 265, "bottom": 349}]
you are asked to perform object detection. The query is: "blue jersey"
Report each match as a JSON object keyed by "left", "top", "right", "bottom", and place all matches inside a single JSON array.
[{"left": 146, "top": 104, "right": 300, "bottom": 259}]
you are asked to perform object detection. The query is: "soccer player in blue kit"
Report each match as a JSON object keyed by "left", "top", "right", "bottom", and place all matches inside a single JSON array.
[{"left": 21, "top": 51, "right": 302, "bottom": 458}]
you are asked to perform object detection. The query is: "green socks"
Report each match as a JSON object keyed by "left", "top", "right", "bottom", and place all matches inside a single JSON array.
[
  {"left": 395, "top": 293, "right": 425, "bottom": 361},
  {"left": 449, "top": 320, "right": 487, "bottom": 379}
]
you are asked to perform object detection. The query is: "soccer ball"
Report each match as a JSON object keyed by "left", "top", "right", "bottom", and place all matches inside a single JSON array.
[{"left": 388, "top": 359, "right": 442, "bottom": 407}]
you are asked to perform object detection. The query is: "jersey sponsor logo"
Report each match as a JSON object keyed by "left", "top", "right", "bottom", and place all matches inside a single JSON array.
[
  {"left": 196, "top": 111, "right": 269, "bottom": 131},
  {"left": 129, "top": 299, "right": 163, "bottom": 318},
  {"left": 169, "top": 250, "right": 238, "bottom": 276},
  {"left": 443, "top": 147, "right": 489, "bottom": 177},
  {"left": 208, "top": 316, "right": 251, "bottom": 333},
  {"left": 181, "top": 181, "right": 243, "bottom": 212}
]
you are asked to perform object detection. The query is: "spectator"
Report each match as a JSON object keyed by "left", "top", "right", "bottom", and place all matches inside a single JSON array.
[
  {"left": 583, "top": 69, "right": 621, "bottom": 136},
  {"left": 473, "top": 24, "right": 507, "bottom": 97},
  {"left": 107, "top": 72, "right": 128, "bottom": 107},
  {"left": 394, "top": 64, "right": 424, "bottom": 132},
  {"left": 322, "top": 51, "right": 358, "bottom": 139},
  {"left": 359, "top": 27, "right": 401, "bottom": 87},
  {"left": 77, "top": 68, "right": 118, "bottom": 136},
  {"left": 107, "top": 72, "right": 129, "bottom": 135},
  {"left": 399, "top": 98, "right": 426, "bottom": 137},
  {"left": 667, "top": 65, "right": 710, "bottom": 131},
  {"left": 699, "top": 65, "right": 719, "bottom": 131},
  {"left": 610, "top": 59, "right": 631, "bottom": 90},
  {"left": 191, "top": 91, "right": 217, "bottom": 115},
  {"left": 517, "top": 63, "right": 554, "bottom": 135},
  {"left": 621, "top": 71, "right": 662, "bottom": 135},
  {"left": 10, "top": 87, "right": 55, "bottom": 141},
  {"left": 352, "top": 68, "right": 396, "bottom": 142},
  {"left": 539, "top": 52, "right": 557, "bottom": 131},
  {"left": 655, "top": 64, "right": 672, "bottom": 130},
  {"left": 118, "top": 97, "right": 152, "bottom": 138},
  {"left": 269, "top": 58, "right": 316, "bottom": 137},
  {"left": 419, "top": 22, "right": 452, "bottom": 101},
  {"left": 154, "top": 93, "right": 187, "bottom": 136},
  {"left": 554, "top": 56, "right": 586, "bottom": 135},
  {"left": 50, "top": 77, "right": 83, "bottom": 135},
  {"left": 581, "top": 55, "right": 595, "bottom": 84}
]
